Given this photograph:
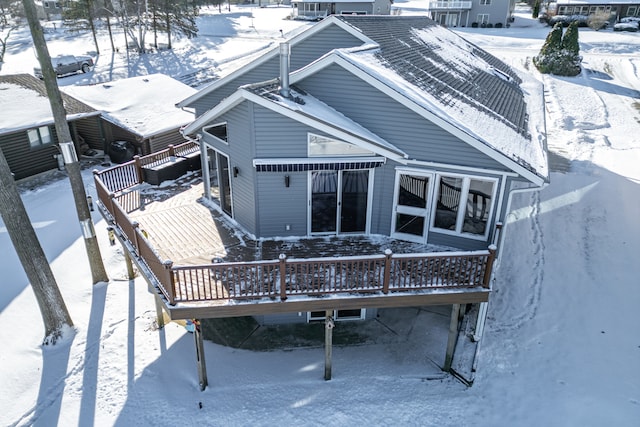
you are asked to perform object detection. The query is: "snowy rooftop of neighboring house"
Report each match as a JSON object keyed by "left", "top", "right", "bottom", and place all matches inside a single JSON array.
[
  {"left": 62, "top": 73, "right": 197, "bottom": 139},
  {"left": 0, "top": 74, "right": 98, "bottom": 134}
]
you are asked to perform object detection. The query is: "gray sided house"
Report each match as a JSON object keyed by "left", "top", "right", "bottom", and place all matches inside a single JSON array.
[
  {"left": 428, "top": 0, "right": 516, "bottom": 27},
  {"left": 0, "top": 74, "right": 102, "bottom": 180},
  {"left": 180, "top": 15, "right": 548, "bottom": 256},
  {"left": 293, "top": 0, "right": 393, "bottom": 20}
]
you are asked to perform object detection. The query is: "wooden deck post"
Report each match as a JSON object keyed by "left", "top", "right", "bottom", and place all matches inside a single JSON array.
[
  {"left": 324, "top": 310, "right": 334, "bottom": 380},
  {"left": 193, "top": 319, "right": 208, "bottom": 391},
  {"left": 124, "top": 251, "right": 135, "bottom": 280},
  {"left": 133, "top": 155, "right": 143, "bottom": 184},
  {"left": 444, "top": 304, "right": 461, "bottom": 372},
  {"left": 154, "top": 295, "right": 165, "bottom": 329},
  {"left": 279, "top": 254, "right": 287, "bottom": 301},
  {"left": 482, "top": 245, "right": 497, "bottom": 289},
  {"left": 382, "top": 249, "right": 392, "bottom": 294}
]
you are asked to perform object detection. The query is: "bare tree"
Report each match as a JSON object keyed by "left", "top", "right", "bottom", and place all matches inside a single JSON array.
[
  {"left": 0, "top": 0, "right": 20, "bottom": 63},
  {"left": 0, "top": 148, "right": 73, "bottom": 345},
  {"left": 22, "top": 0, "right": 109, "bottom": 285}
]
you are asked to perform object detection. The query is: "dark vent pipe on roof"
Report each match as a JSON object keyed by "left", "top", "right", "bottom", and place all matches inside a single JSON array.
[{"left": 279, "top": 42, "right": 290, "bottom": 98}]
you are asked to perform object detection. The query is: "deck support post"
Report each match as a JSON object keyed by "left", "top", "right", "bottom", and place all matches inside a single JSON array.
[
  {"left": 324, "top": 310, "right": 334, "bottom": 381},
  {"left": 124, "top": 251, "right": 135, "bottom": 280},
  {"left": 193, "top": 319, "right": 208, "bottom": 391},
  {"left": 473, "top": 302, "right": 489, "bottom": 342},
  {"left": 444, "top": 304, "right": 462, "bottom": 372},
  {"left": 154, "top": 295, "right": 165, "bottom": 329}
]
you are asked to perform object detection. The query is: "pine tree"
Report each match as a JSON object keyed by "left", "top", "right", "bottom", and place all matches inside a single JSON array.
[
  {"left": 533, "top": 23, "right": 563, "bottom": 74},
  {"left": 558, "top": 21, "right": 581, "bottom": 76},
  {"left": 532, "top": 0, "right": 540, "bottom": 19},
  {"left": 533, "top": 22, "right": 581, "bottom": 76}
]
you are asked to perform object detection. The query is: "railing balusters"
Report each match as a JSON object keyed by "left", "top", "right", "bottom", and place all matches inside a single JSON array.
[{"left": 94, "top": 142, "right": 497, "bottom": 305}]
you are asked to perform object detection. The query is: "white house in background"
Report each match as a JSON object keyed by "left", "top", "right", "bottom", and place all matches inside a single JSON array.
[
  {"left": 428, "top": 0, "right": 516, "bottom": 27},
  {"left": 547, "top": 0, "right": 640, "bottom": 19},
  {"left": 292, "top": 0, "right": 393, "bottom": 20}
]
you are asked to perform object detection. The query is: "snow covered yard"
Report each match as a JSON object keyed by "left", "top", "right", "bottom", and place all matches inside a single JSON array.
[{"left": 1, "top": 2, "right": 639, "bottom": 426}]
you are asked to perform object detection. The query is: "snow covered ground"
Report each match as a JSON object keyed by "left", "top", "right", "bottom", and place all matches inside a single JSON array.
[{"left": 1, "top": 2, "right": 639, "bottom": 426}]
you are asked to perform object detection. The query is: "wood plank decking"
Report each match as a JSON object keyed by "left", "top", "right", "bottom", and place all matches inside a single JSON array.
[{"left": 94, "top": 150, "right": 494, "bottom": 320}]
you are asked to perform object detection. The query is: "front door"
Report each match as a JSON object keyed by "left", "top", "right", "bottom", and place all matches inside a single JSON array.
[
  {"left": 391, "top": 171, "right": 433, "bottom": 243},
  {"left": 310, "top": 169, "right": 370, "bottom": 234}
]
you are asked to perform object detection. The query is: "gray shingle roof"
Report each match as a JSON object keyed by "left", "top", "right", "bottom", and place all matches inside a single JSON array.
[{"left": 336, "top": 15, "right": 529, "bottom": 138}]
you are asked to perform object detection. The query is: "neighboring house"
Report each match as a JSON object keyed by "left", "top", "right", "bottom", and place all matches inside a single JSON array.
[
  {"left": 292, "top": 0, "right": 393, "bottom": 20},
  {"left": 427, "top": 0, "right": 517, "bottom": 27},
  {"left": 63, "top": 74, "right": 197, "bottom": 159},
  {"left": 180, "top": 15, "right": 547, "bottom": 264},
  {"left": 546, "top": 0, "right": 640, "bottom": 19},
  {"left": 0, "top": 74, "right": 102, "bottom": 180},
  {"left": 41, "top": 0, "right": 64, "bottom": 19}
]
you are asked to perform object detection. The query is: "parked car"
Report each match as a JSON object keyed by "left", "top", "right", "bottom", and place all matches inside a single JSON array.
[
  {"left": 613, "top": 22, "right": 639, "bottom": 32},
  {"left": 34, "top": 55, "right": 94, "bottom": 79},
  {"left": 620, "top": 16, "right": 640, "bottom": 24}
]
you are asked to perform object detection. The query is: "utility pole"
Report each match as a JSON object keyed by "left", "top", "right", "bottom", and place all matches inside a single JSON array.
[{"left": 22, "top": 0, "right": 109, "bottom": 284}]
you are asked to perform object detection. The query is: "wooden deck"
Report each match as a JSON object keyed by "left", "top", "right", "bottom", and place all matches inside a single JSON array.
[{"left": 93, "top": 144, "right": 495, "bottom": 320}]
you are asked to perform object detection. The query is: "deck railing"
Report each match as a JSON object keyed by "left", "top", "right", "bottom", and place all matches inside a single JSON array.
[
  {"left": 94, "top": 144, "right": 496, "bottom": 306},
  {"left": 94, "top": 141, "right": 199, "bottom": 193},
  {"left": 428, "top": 1, "right": 472, "bottom": 10}
]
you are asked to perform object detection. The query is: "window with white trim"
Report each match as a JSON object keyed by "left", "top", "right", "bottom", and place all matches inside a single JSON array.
[
  {"left": 308, "top": 133, "right": 373, "bottom": 157},
  {"left": 432, "top": 175, "right": 496, "bottom": 238},
  {"left": 477, "top": 13, "right": 490, "bottom": 24},
  {"left": 27, "top": 126, "right": 52, "bottom": 148},
  {"left": 203, "top": 122, "right": 228, "bottom": 143},
  {"left": 480, "top": 0, "right": 491, "bottom": 5}
]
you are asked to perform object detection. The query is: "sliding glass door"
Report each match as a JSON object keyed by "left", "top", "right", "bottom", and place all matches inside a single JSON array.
[{"left": 310, "top": 169, "right": 370, "bottom": 234}]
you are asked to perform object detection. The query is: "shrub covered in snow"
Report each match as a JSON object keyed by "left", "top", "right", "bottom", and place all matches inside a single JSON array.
[{"left": 533, "top": 22, "right": 582, "bottom": 76}]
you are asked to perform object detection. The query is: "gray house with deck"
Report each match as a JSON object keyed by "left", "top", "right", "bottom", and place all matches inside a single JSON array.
[
  {"left": 93, "top": 15, "right": 548, "bottom": 387},
  {"left": 428, "top": 0, "right": 516, "bottom": 27},
  {"left": 292, "top": 0, "right": 393, "bottom": 20},
  {"left": 180, "top": 15, "right": 547, "bottom": 253}
]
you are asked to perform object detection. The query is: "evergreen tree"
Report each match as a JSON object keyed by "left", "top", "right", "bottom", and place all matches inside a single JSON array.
[
  {"left": 557, "top": 21, "right": 581, "bottom": 76},
  {"left": 532, "top": 0, "right": 540, "bottom": 19},
  {"left": 533, "top": 22, "right": 581, "bottom": 76},
  {"left": 562, "top": 20, "right": 579, "bottom": 56},
  {"left": 532, "top": 22, "right": 563, "bottom": 74}
]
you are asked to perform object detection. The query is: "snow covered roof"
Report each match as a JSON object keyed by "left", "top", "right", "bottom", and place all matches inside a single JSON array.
[
  {"left": 183, "top": 81, "right": 407, "bottom": 160},
  {"left": 62, "top": 74, "right": 197, "bottom": 139},
  {"left": 327, "top": 15, "right": 548, "bottom": 183},
  {"left": 0, "top": 74, "right": 99, "bottom": 135},
  {"left": 182, "top": 15, "right": 548, "bottom": 184}
]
